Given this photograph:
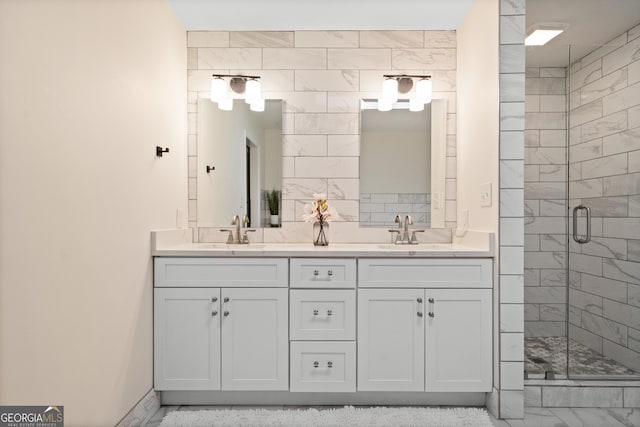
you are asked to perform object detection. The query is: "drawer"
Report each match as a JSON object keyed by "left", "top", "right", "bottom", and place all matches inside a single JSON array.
[
  {"left": 290, "top": 258, "right": 356, "bottom": 288},
  {"left": 290, "top": 341, "right": 356, "bottom": 392},
  {"left": 154, "top": 257, "right": 288, "bottom": 287},
  {"left": 290, "top": 290, "right": 355, "bottom": 341},
  {"left": 358, "top": 258, "right": 492, "bottom": 288}
]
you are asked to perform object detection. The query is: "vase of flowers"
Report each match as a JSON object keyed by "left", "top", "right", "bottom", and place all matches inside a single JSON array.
[{"left": 302, "top": 193, "right": 338, "bottom": 246}]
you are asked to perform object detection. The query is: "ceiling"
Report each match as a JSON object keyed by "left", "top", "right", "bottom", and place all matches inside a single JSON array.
[
  {"left": 526, "top": 0, "right": 640, "bottom": 67},
  {"left": 166, "top": 0, "right": 639, "bottom": 67},
  {"left": 166, "top": 0, "right": 476, "bottom": 30}
]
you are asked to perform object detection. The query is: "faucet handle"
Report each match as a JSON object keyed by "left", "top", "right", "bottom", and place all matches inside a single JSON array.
[
  {"left": 241, "top": 229, "right": 256, "bottom": 244},
  {"left": 388, "top": 229, "right": 400, "bottom": 244},
  {"left": 220, "top": 229, "right": 234, "bottom": 244},
  {"left": 405, "top": 215, "right": 413, "bottom": 226},
  {"left": 395, "top": 215, "right": 402, "bottom": 228},
  {"left": 242, "top": 214, "right": 250, "bottom": 228},
  {"left": 231, "top": 215, "right": 239, "bottom": 225}
]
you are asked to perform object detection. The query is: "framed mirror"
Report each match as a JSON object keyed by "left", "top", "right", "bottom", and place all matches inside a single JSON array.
[
  {"left": 197, "top": 99, "right": 283, "bottom": 228},
  {"left": 359, "top": 99, "right": 446, "bottom": 228}
]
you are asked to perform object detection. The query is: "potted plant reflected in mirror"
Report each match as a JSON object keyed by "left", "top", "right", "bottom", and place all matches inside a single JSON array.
[{"left": 267, "top": 189, "right": 280, "bottom": 227}]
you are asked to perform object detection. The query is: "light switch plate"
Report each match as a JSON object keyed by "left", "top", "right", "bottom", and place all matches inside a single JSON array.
[{"left": 480, "top": 182, "right": 492, "bottom": 207}]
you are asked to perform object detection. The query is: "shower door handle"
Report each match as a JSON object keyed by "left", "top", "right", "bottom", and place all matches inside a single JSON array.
[{"left": 572, "top": 205, "right": 591, "bottom": 244}]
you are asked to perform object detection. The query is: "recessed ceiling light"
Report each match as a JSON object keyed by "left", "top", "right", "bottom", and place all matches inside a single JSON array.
[{"left": 525, "top": 23, "right": 569, "bottom": 46}]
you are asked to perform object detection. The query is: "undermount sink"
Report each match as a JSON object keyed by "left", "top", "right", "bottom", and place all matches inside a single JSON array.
[
  {"left": 377, "top": 244, "right": 447, "bottom": 250},
  {"left": 228, "top": 244, "right": 266, "bottom": 249}
]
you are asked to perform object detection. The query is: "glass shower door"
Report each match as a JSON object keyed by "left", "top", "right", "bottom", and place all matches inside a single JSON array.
[{"left": 567, "top": 41, "right": 640, "bottom": 379}]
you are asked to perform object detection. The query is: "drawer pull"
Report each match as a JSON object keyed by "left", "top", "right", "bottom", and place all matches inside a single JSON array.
[
  {"left": 327, "top": 361, "right": 333, "bottom": 368},
  {"left": 428, "top": 312, "right": 434, "bottom": 318},
  {"left": 328, "top": 270, "right": 333, "bottom": 276},
  {"left": 223, "top": 311, "right": 229, "bottom": 317},
  {"left": 327, "top": 309, "right": 333, "bottom": 316},
  {"left": 417, "top": 297, "right": 423, "bottom": 303},
  {"left": 211, "top": 310, "right": 218, "bottom": 316},
  {"left": 428, "top": 298, "right": 435, "bottom": 318},
  {"left": 212, "top": 297, "right": 218, "bottom": 302},
  {"left": 313, "top": 361, "right": 334, "bottom": 368},
  {"left": 313, "top": 361, "right": 319, "bottom": 368},
  {"left": 428, "top": 298, "right": 434, "bottom": 303},
  {"left": 417, "top": 311, "right": 423, "bottom": 317},
  {"left": 313, "top": 309, "right": 319, "bottom": 316},
  {"left": 224, "top": 297, "right": 230, "bottom": 303},
  {"left": 313, "top": 270, "right": 319, "bottom": 276}
]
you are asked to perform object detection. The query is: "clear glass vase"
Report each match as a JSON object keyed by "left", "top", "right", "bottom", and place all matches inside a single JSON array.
[{"left": 313, "top": 221, "right": 329, "bottom": 246}]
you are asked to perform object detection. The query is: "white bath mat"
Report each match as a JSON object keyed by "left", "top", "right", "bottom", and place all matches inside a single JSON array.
[{"left": 159, "top": 406, "right": 494, "bottom": 427}]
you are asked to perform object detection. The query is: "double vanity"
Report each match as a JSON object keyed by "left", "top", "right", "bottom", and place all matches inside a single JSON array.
[{"left": 152, "top": 232, "right": 495, "bottom": 406}]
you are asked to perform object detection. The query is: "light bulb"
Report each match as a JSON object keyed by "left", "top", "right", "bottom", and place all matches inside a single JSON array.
[
  {"left": 377, "top": 98, "right": 392, "bottom": 112},
  {"left": 416, "top": 78, "right": 432, "bottom": 104},
  {"left": 245, "top": 79, "right": 261, "bottom": 104},
  {"left": 409, "top": 97, "right": 424, "bottom": 112},
  {"left": 210, "top": 77, "right": 228, "bottom": 102},
  {"left": 382, "top": 78, "right": 398, "bottom": 102},
  {"left": 250, "top": 98, "right": 265, "bottom": 112},
  {"left": 218, "top": 98, "right": 233, "bottom": 111}
]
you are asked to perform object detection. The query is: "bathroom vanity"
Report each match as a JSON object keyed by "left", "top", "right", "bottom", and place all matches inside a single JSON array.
[{"left": 152, "top": 234, "right": 494, "bottom": 405}]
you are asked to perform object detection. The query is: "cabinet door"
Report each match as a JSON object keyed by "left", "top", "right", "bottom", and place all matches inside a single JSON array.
[
  {"left": 221, "top": 288, "right": 288, "bottom": 390},
  {"left": 425, "top": 289, "right": 492, "bottom": 392},
  {"left": 154, "top": 288, "right": 221, "bottom": 390},
  {"left": 357, "top": 289, "right": 425, "bottom": 391}
]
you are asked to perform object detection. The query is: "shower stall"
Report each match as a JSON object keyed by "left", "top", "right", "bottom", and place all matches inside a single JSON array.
[{"left": 524, "top": 33, "right": 640, "bottom": 380}]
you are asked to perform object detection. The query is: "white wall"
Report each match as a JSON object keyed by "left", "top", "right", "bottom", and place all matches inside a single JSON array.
[
  {"left": 456, "top": 1, "right": 500, "bottom": 233},
  {"left": 0, "top": 1, "right": 187, "bottom": 426}
]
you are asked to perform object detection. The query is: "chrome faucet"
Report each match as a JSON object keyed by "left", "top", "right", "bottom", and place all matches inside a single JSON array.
[
  {"left": 403, "top": 215, "right": 413, "bottom": 242},
  {"left": 389, "top": 214, "right": 424, "bottom": 245},
  {"left": 232, "top": 214, "right": 241, "bottom": 243}
]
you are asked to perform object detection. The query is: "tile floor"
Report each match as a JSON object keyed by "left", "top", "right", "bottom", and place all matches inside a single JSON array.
[
  {"left": 526, "top": 337, "right": 639, "bottom": 378},
  {"left": 142, "top": 405, "right": 640, "bottom": 426}
]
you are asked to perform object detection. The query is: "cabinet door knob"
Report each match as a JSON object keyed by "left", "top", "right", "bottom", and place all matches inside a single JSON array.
[
  {"left": 313, "top": 361, "right": 319, "bottom": 368},
  {"left": 212, "top": 297, "right": 218, "bottom": 302},
  {"left": 428, "top": 298, "right": 434, "bottom": 303},
  {"left": 327, "top": 361, "right": 333, "bottom": 368},
  {"left": 417, "top": 312, "right": 423, "bottom": 317},
  {"left": 223, "top": 311, "right": 229, "bottom": 316},
  {"left": 327, "top": 309, "right": 332, "bottom": 316},
  {"left": 313, "top": 270, "right": 319, "bottom": 276},
  {"left": 211, "top": 310, "right": 218, "bottom": 316},
  {"left": 224, "top": 297, "right": 230, "bottom": 303},
  {"left": 327, "top": 270, "right": 333, "bottom": 276},
  {"left": 417, "top": 297, "right": 423, "bottom": 303},
  {"left": 428, "top": 312, "right": 434, "bottom": 318},
  {"left": 313, "top": 309, "right": 319, "bottom": 316}
]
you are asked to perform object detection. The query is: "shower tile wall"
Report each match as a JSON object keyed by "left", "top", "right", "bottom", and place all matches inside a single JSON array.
[
  {"left": 524, "top": 67, "right": 568, "bottom": 338},
  {"left": 568, "top": 25, "right": 640, "bottom": 372},
  {"left": 185, "top": 30, "right": 458, "bottom": 240}
]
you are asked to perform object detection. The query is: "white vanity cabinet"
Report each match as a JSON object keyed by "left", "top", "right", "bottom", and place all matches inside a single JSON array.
[
  {"left": 357, "top": 258, "right": 493, "bottom": 393},
  {"left": 154, "top": 258, "right": 289, "bottom": 391},
  {"left": 153, "top": 253, "right": 494, "bottom": 402}
]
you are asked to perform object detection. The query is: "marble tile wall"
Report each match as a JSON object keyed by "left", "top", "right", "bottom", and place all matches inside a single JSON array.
[
  {"left": 498, "top": 0, "right": 526, "bottom": 419},
  {"left": 186, "top": 31, "right": 457, "bottom": 241},
  {"left": 359, "top": 192, "right": 431, "bottom": 227},
  {"left": 568, "top": 25, "right": 640, "bottom": 373},
  {"left": 524, "top": 67, "right": 568, "bottom": 339}
]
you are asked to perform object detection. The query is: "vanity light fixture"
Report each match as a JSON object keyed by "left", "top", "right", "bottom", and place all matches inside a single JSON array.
[
  {"left": 378, "top": 74, "right": 432, "bottom": 112},
  {"left": 210, "top": 74, "right": 265, "bottom": 112},
  {"left": 525, "top": 23, "right": 568, "bottom": 46}
]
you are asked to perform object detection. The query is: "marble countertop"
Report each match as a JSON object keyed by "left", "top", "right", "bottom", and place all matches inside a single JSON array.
[{"left": 152, "top": 241, "right": 493, "bottom": 258}]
